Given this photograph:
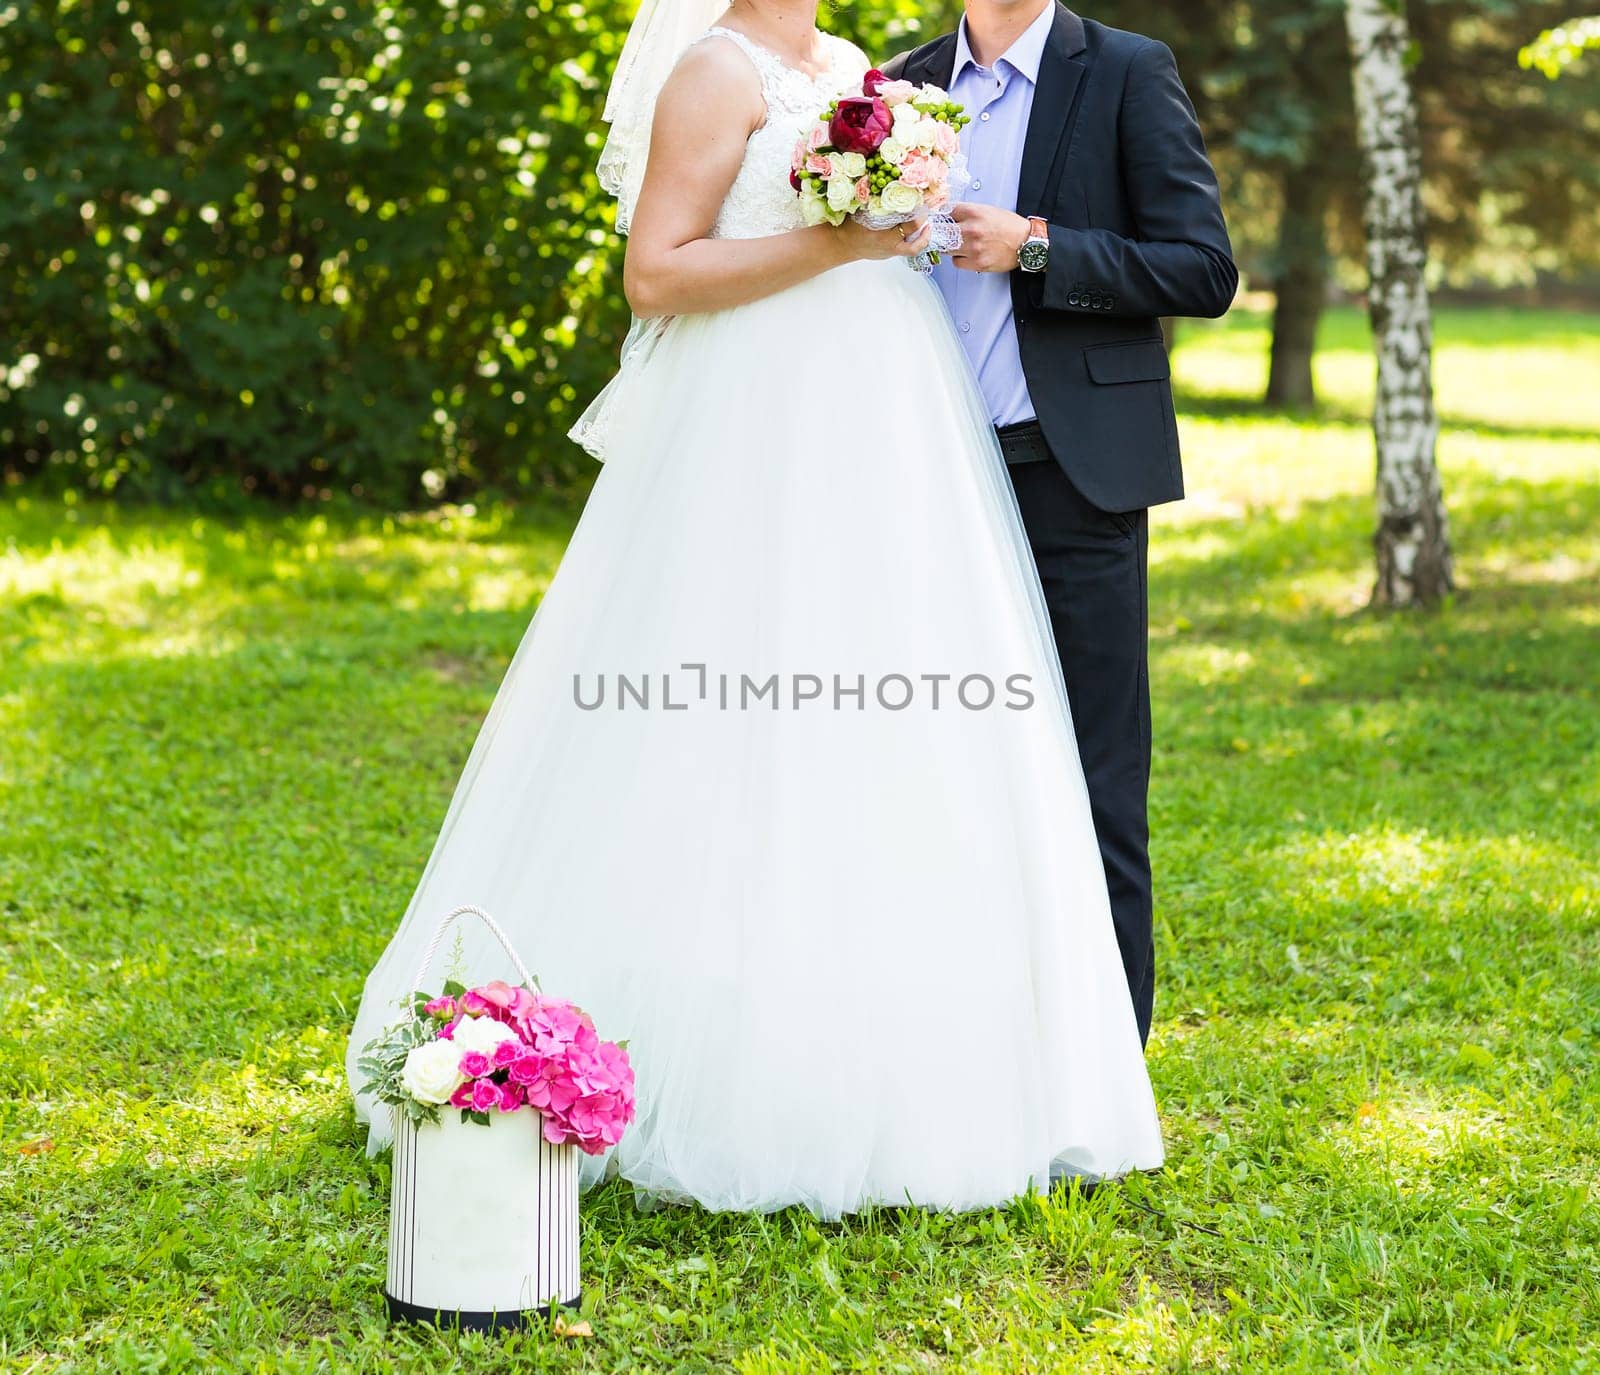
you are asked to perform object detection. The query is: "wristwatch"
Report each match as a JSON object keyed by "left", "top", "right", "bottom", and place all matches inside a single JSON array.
[{"left": 1017, "top": 216, "right": 1050, "bottom": 273}]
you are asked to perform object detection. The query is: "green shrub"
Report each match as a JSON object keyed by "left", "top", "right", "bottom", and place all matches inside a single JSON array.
[
  {"left": 0, "top": 0, "right": 638, "bottom": 503},
  {"left": 0, "top": 0, "right": 953, "bottom": 505}
]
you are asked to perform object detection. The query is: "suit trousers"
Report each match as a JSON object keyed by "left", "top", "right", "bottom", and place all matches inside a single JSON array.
[{"left": 999, "top": 421, "right": 1156, "bottom": 1044}]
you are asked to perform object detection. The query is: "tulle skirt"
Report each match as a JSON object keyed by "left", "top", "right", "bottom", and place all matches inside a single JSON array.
[{"left": 345, "top": 258, "right": 1164, "bottom": 1218}]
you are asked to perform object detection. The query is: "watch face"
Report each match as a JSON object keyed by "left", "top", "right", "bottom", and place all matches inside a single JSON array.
[{"left": 1019, "top": 239, "right": 1049, "bottom": 272}]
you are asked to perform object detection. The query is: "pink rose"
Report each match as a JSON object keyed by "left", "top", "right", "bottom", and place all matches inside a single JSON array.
[
  {"left": 805, "top": 152, "right": 831, "bottom": 177},
  {"left": 458, "top": 988, "right": 491, "bottom": 1017},
  {"left": 806, "top": 121, "right": 830, "bottom": 151},
  {"left": 878, "top": 79, "right": 919, "bottom": 106},
  {"left": 791, "top": 136, "right": 807, "bottom": 170},
  {"left": 829, "top": 96, "right": 894, "bottom": 155},
  {"left": 423, "top": 995, "right": 456, "bottom": 1020},
  {"left": 490, "top": 1038, "right": 523, "bottom": 1069},
  {"left": 899, "top": 150, "right": 934, "bottom": 189},
  {"left": 855, "top": 176, "right": 871, "bottom": 204},
  {"left": 472, "top": 980, "right": 538, "bottom": 1025},
  {"left": 458, "top": 1050, "right": 491, "bottom": 1077},
  {"left": 437, "top": 1015, "right": 460, "bottom": 1040},
  {"left": 924, "top": 182, "right": 951, "bottom": 212},
  {"left": 508, "top": 1050, "right": 545, "bottom": 1085},
  {"left": 449, "top": 1081, "right": 475, "bottom": 1109},
  {"left": 470, "top": 1079, "right": 499, "bottom": 1113},
  {"left": 933, "top": 122, "right": 960, "bottom": 158},
  {"left": 496, "top": 1081, "right": 524, "bottom": 1112}
]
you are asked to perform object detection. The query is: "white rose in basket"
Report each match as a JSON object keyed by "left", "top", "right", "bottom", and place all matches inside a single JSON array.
[
  {"left": 400, "top": 1039, "right": 467, "bottom": 1105},
  {"left": 451, "top": 1011, "right": 521, "bottom": 1056}
]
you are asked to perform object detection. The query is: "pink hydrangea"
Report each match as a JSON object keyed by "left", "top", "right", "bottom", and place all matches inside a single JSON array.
[{"left": 423, "top": 983, "right": 635, "bottom": 1153}]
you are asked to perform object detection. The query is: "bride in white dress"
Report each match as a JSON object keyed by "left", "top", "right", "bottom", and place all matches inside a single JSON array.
[{"left": 345, "top": 0, "right": 1164, "bottom": 1219}]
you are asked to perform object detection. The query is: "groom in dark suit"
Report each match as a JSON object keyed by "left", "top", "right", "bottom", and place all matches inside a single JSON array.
[{"left": 886, "top": 2, "right": 1236, "bottom": 1044}]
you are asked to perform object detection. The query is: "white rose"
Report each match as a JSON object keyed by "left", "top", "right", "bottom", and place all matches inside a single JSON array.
[
  {"left": 825, "top": 152, "right": 848, "bottom": 179},
  {"left": 826, "top": 175, "right": 858, "bottom": 213},
  {"left": 838, "top": 151, "right": 867, "bottom": 179},
  {"left": 452, "top": 1012, "right": 520, "bottom": 1056},
  {"left": 878, "top": 137, "right": 909, "bottom": 166},
  {"left": 800, "top": 189, "right": 832, "bottom": 226},
  {"left": 880, "top": 180, "right": 923, "bottom": 216},
  {"left": 913, "top": 116, "right": 939, "bottom": 151},
  {"left": 400, "top": 1039, "right": 466, "bottom": 1105},
  {"left": 892, "top": 103, "right": 921, "bottom": 139},
  {"left": 913, "top": 84, "right": 948, "bottom": 107}
]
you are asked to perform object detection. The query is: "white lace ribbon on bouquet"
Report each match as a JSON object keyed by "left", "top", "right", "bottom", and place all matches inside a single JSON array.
[{"left": 854, "top": 154, "right": 970, "bottom": 273}]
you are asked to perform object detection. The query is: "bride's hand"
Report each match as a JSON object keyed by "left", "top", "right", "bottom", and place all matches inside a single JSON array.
[{"left": 836, "top": 217, "right": 934, "bottom": 262}]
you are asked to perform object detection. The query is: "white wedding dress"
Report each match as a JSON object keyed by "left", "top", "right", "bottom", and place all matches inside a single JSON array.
[{"left": 345, "top": 26, "right": 1163, "bottom": 1219}]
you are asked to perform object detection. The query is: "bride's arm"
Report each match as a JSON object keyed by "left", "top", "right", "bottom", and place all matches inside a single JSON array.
[{"left": 622, "top": 40, "right": 927, "bottom": 318}]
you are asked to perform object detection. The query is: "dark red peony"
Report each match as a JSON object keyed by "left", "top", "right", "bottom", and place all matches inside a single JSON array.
[
  {"left": 862, "top": 68, "right": 889, "bottom": 97},
  {"left": 828, "top": 95, "right": 894, "bottom": 155}
]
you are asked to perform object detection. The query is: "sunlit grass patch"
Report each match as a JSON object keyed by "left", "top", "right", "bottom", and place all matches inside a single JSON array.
[{"left": 2, "top": 308, "right": 1598, "bottom": 1370}]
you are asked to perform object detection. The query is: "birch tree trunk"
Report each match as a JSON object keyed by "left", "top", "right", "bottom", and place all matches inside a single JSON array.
[{"left": 1344, "top": 0, "right": 1454, "bottom": 607}]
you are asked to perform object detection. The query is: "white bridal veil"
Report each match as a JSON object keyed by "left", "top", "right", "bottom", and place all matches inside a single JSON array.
[
  {"left": 569, "top": 0, "right": 728, "bottom": 459},
  {"left": 596, "top": 0, "right": 731, "bottom": 234}
]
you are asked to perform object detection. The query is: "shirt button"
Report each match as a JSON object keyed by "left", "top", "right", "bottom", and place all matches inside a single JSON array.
[
  {"left": 972, "top": 180, "right": 982, "bottom": 190},
  {"left": 980, "top": 112, "right": 991, "bottom": 122},
  {"left": 960, "top": 322, "right": 971, "bottom": 334}
]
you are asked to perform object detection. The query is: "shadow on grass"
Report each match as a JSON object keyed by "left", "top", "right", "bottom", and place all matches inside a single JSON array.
[{"left": 1172, "top": 388, "right": 1600, "bottom": 444}]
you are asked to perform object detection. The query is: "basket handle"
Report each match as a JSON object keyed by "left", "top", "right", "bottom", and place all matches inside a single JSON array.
[{"left": 410, "top": 903, "right": 536, "bottom": 995}]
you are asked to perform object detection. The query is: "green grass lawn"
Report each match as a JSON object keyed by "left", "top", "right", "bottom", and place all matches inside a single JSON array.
[{"left": 3, "top": 305, "right": 1598, "bottom": 1372}]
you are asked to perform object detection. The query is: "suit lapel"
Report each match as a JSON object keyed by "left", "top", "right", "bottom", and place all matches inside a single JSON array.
[
  {"left": 904, "top": 32, "right": 958, "bottom": 89},
  {"left": 1016, "top": 4, "right": 1088, "bottom": 215}
]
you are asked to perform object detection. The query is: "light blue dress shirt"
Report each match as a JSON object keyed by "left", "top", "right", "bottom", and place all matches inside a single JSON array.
[{"left": 930, "top": 3, "right": 1055, "bottom": 428}]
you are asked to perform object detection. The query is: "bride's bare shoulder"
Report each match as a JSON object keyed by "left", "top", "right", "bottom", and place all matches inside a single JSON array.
[{"left": 655, "top": 30, "right": 765, "bottom": 119}]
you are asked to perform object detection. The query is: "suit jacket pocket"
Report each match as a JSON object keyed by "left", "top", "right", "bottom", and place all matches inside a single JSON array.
[
  {"left": 1074, "top": 337, "right": 1182, "bottom": 507},
  {"left": 1084, "top": 337, "right": 1171, "bottom": 385}
]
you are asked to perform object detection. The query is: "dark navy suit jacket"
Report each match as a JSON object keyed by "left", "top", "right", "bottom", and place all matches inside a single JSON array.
[{"left": 886, "top": 6, "right": 1237, "bottom": 511}]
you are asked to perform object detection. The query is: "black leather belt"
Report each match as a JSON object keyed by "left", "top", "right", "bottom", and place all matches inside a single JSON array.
[{"left": 995, "top": 419, "right": 1052, "bottom": 465}]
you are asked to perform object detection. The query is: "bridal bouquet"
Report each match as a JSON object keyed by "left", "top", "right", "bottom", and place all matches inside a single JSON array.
[
  {"left": 358, "top": 977, "right": 636, "bottom": 1155},
  {"left": 789, "top": 69, "right": 969, "bottom": 265}
]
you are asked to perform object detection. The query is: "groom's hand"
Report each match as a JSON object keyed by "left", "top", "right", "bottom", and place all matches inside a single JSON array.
[{"left": 949, "top": 204, "right": 1032, "bottom": 273}]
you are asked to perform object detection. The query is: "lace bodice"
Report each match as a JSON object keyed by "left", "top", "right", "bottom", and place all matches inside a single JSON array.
[{"left": 693, "top": 27, "right": 867, "bottom": 240}]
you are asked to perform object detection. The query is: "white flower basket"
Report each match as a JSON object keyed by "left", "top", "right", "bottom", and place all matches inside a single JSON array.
[{"left": 382, "top": 905, "right": 582, "bottom": 1331}]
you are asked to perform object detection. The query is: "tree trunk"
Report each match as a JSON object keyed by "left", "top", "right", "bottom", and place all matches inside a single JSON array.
[
  {"left": 1345, "top": 0, "right": 1454, "bottom": 608},
  {"left": 1265, "top": 163, "right": 1331, "bottom": 408}
]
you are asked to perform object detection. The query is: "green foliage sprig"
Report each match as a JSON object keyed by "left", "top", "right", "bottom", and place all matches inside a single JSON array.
[{"left": 354, "top": 980, "right": 467, "bottom": 1130}]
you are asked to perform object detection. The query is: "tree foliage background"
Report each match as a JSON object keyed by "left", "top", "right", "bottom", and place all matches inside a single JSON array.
[{"left": 2, "top": 0, "right": 1595, "bottom": 505}]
